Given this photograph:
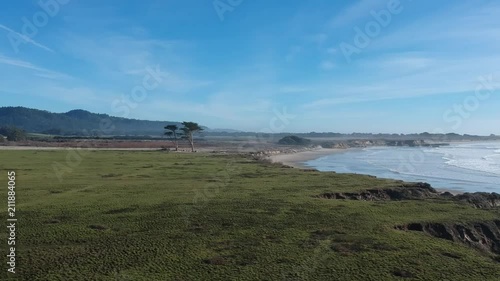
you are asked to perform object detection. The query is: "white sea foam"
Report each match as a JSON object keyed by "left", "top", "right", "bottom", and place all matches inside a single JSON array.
[
  {"left": 445, "top": 158, "right": 500, "bottom": 176},
  {"left": 423, "top": 142, "right": 500, "bottom": 176},
  {"left": 306, "top": 142, "right": 500, "bottom": 192}
]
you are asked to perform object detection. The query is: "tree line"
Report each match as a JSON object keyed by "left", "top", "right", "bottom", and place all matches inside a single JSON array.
[{"left": 0, "top": 126, "right": 28, "bottom": 141}]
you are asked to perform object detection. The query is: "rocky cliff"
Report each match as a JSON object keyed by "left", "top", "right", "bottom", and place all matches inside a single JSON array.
[
  {"left": 396, "top": 221, "right": 500, "bottom": 258},
  {"left": 315, "top": 183, "right": 500, "bottom": 210}
]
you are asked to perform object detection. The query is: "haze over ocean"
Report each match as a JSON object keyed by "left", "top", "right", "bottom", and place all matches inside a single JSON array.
[{"left": 305, "top": 142, "right": 500, "bottom": 193}]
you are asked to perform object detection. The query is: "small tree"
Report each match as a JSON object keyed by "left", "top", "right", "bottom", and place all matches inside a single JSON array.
[
  {"left": 164, "top": 124, "right": 181, "bottom": 151},
  {"left": 181, "top": 122, "right": 203, "bottom": 152}
]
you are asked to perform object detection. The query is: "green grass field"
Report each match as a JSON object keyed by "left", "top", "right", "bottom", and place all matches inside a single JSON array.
[{"left": 1, "top": 150, "right": 499, "bottom": 280}]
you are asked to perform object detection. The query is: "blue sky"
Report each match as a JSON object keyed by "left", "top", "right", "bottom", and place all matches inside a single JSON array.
[{"left": 1, "top": 0, "right": 499, "bottom": 134}]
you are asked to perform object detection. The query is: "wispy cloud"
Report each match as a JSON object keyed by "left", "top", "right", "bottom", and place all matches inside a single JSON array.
[
  {"left": 329, "top": 0, "right": 388, "bottom": 28},
  {"left": 369, "top": 1, "right": 500, "bottom": 52},
  {"left": 357, "top": 52, "right": 435, "bottom": 74},
  {"left": 0, "top": 55, "right": 70, "bottom": 80},
  {"left": 303, "top": 57, "right": 500, "bottom": 109},
  {"left": 60, "top": 33, "right": 211, "bottom": 93},
  {"left": 140, "top": 93, "right": 274, "bottom": 130},
  {"left": 301, "top": 1, "right": 500, "bottom": 110},
  {"left": 0, "top": 24, "right": 54, "bottom": 52}
]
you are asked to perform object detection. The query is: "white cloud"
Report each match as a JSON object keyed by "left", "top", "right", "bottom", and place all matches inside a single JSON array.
[
  {"left": 138, "top": 93, "right": 275, "bottom": 130},
  {"left": 302, "top": 1, "right": 500, "bottom": 110},
  {"left": 370, "top": 1, "right": 500, "bottom": 52},
  {"left": 1, "top": 0, "right": 498, "bottom": 135},
  {"left": 302, "top": 51, "right": 500, "bottom": 109},
  {"left": 0, "top": 55, "right": 70, "bottom": 80},
  {"left": 60, "top": 34, "right": 212, "bottom": 94},
  {"left": 329, "top": 0, "right": 388, "bottom": 28},
  {"left": 0, "top": 24, "right": 54, "bottom": 52},
  {"left": 359, "top": 52, "right": 435, "bottom": 73}
]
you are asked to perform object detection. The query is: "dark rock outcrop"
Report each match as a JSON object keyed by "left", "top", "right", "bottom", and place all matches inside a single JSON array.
[
  {"left": 316, "top": 182, "right": 438, "bottom": 201},
  {"left": 396, "top": 220, "right": 500, "bottom": 258},
  {"left": 316, "top": 182, "right": 500, "bottom": 209},
  {"left": 451, "top": 192, "right": 500, "bottom": 209}
]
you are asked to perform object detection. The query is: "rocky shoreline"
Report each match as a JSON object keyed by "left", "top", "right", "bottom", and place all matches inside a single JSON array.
[
  {"left": 396, "top": 220, "right": 500, "bottom": 259},
  {"left": 316, "top": 182, "right": 500, "bottom": 259},
  {"left": 315, "top": 182, "right": 500, "bottom": 209}
]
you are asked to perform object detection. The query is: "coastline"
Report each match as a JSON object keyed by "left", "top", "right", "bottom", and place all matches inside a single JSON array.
[
  {"left": 268, "top": 147, "right": 468, "bottom": 195},
  {"left": 268, "top": 148, "right": 345, "bottom": 169}
]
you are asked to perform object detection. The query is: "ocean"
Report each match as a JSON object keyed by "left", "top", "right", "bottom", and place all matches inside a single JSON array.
[{"left": 304, "top": 142, "right": 500, "bottom": 193}]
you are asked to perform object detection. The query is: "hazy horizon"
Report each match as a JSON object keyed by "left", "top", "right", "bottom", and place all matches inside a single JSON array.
[
  {"left": 3, "top": 105, "right": 500, "bottom": 136},
  {"left": 1, "top": 0, "right": 499, "bottom": 135}
]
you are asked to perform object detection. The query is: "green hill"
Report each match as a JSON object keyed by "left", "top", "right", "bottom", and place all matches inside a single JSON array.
[{"left": 0, "top": 107, "right": 182, "bottom": 136}]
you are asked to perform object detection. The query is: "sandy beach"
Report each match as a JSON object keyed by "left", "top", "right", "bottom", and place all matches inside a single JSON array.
[{"left": 268, "top": 148, "right": 344, "bottom": 169}]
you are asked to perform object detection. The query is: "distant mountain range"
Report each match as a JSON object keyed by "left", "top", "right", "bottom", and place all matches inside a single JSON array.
[
  {"left": 1, "top": 107, "right": 498, "bottom": 140},
  {"left": 0, "top": 107, "right": 185, "bottom": 136}
]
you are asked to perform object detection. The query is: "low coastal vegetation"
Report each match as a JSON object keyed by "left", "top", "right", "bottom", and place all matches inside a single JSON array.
[
  {"left": 0, "top": 150, "right": 499, "bottom": 280},
  {"left": 278, "top": 135, "right": 312, "bottom": 146}
]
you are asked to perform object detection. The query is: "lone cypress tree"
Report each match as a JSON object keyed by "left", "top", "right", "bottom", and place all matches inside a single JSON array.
[
  {"left": 181, "top": 122, "right": 203, "bottom": 152},
  {"left": 164, "top": 124, "right": 181, "bottom": 151}
]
